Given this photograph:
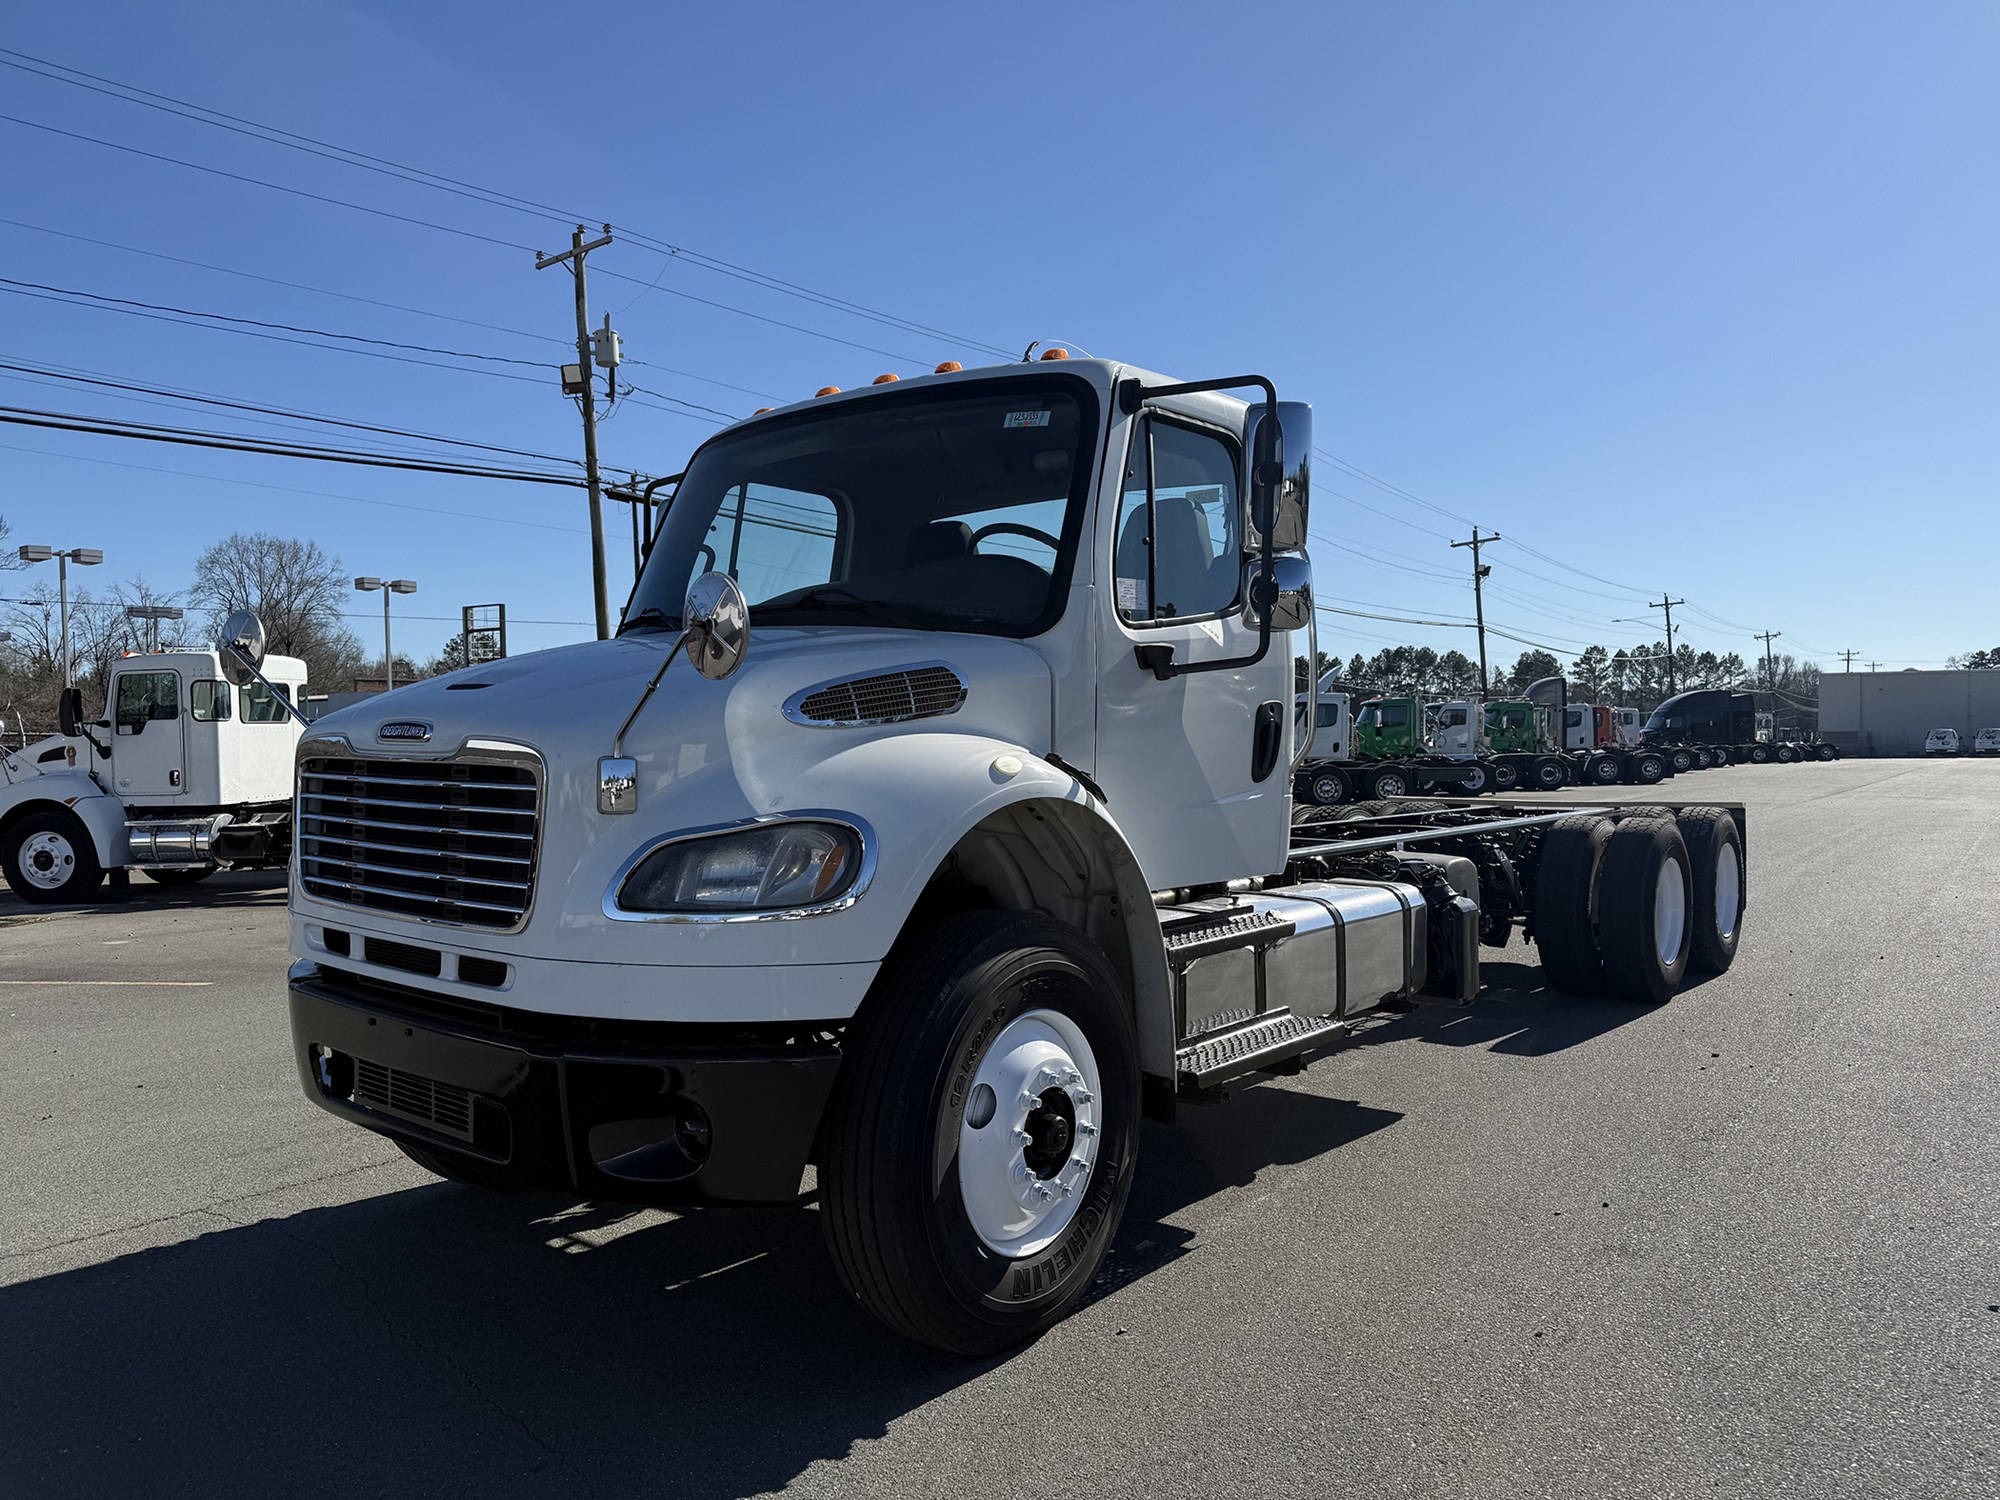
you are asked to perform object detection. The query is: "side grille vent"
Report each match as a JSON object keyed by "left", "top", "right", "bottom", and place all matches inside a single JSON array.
[
  {"left": 352, "top": 1058, "right": 474, "bottom": 1140},
  {"left": 365, "top": 936, "right": 442, "bottom": 978},
  {"left": 785, "top": 664, "right": 967, "bottom": 728}
]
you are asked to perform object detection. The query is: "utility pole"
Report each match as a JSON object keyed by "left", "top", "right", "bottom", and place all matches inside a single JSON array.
[
  {"left": 1649, "top": 595, "right": 1685, "bottom": 695},
  {"left": 1450, "top": 528, "right": 1500, "bottom": 694},
  {"left": 1839, "top": 649, "right": 1858, "bottom": 672},
  {"left": 1755, "top": 630, "right": 1782, "bottom": 723},
  {"left": 536, "top": 225, "right": 615, "bottom": 640},
  {"left": 1865, "top": 660, "right": 1882, "bottom": 672}
]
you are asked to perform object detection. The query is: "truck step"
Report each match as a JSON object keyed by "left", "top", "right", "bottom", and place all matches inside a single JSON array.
[{"left": 1175, "top": 1010, "right": 1348, "bottom": 1092}]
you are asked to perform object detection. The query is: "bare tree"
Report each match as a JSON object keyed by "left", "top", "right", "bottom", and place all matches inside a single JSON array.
[
  {"left": 189, "top": 532, "right": 363, "bottom": 688},
  {"left": 0, "top": 513, "right": 26, "bottom": 571}
]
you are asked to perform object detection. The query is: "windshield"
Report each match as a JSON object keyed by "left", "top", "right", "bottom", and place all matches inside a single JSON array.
[{"left": 626, "top": 376, "right": 1097, "bottom": 638}]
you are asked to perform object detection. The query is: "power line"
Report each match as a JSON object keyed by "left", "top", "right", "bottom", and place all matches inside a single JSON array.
[
  {"left": 0, "top": 358, "right": 586, "bottom": 468},
  {"left": 0, "top": 440, "right": 587, "bottom": 536},
  {"left": 0, "top": 217, "right": 788, "bottom": 402},
  {"left": 0, "top": 276, "right": 546, "bottom": 366},
  {"left": 0, "top": 406, "right": 593, "bottom": 486},
  {"left": 0, "top": 49, "right": 1015, "bottom": 358}
]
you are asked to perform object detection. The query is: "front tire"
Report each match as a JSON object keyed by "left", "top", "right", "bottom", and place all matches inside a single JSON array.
[
  {"left": 820, "top": 911, "right": 1139, "bottom": 1356},
  {"left": 2, "top": 810, "right": 105, "bottom": 904}
]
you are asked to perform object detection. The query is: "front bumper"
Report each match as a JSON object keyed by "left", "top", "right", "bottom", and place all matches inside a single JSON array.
[{"left": 289, "top": 962, "right": 842, "bottom": 1205}]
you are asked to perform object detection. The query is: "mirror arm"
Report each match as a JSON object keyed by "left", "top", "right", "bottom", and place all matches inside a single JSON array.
[
  {"left": 221, "top": 645, "right": 312, "bottom": 728},
  {"left": 612, "top": 631, "right": 692, "bottom": 759}
]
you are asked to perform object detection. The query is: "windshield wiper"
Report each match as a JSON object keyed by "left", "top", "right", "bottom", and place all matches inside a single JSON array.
[
  {"left": 617, "top": 606, "right": 678, "bottom": 636},
  {"left": 764, "top": 585, "right": 930, "bottom": 631}
]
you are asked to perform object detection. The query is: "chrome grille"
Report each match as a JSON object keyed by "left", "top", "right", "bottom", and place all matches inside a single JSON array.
[
  {"left": 787, "top": 664, "right": 966, "bottom": 727},
  {"left": 298, "top": 754, "right": 539, "bottom": 930}
]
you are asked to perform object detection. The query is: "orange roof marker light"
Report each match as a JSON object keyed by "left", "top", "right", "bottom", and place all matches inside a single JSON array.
[
  {"left": 815, "top": 386, "right": 842, "bottom": 397},
  {"left": 1039, "top": 347, "right": 1070, "bottom": 361},
  {"left": 753, "top": 407, "right": 775, "bottom": 415},
  {"left": 871, "top": 373, "right": 900, "bottom": 385},
  {"left": 934, "top": 361, "right": 964, "bottom": 374}
]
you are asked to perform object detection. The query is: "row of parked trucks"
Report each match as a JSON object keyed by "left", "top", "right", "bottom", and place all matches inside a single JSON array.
[
  {"left": 1294, "top": 681, "right": 1838, "bottom": 807},
  {"left": 4, "top": 352, "right": 1769, "bottom": 1356}
]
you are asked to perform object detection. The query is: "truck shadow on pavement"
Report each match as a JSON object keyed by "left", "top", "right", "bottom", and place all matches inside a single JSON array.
[
  {"left": 1355, "top": 958, "right": 1692, "bottom": 1057},
  {"left": 0, "top": 868, "right": 288, "bottom": 921},
  {"left": 0, "top": 1087, "right": 1398, "bottom": 1500}
]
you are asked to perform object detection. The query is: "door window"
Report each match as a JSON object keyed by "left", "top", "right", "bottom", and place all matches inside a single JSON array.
[
  {"left": 240, "top": 682, "right": 292, "bottom": 723},
  {"left": 699, "top": 482, "right": 841, "bottom": 607},
  {"left": 1115, "top": 416, "right": 1242, "bottom": 623},
  {"left": 114, "top": 672, "right": 180, "bottom": 734},
  {"left": 191, "top": 680, "right": 232, "bottom": 722}
]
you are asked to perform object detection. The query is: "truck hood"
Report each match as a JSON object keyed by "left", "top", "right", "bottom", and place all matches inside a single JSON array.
[{"left": 304, "top": 624, "right": 1056, "bottom": 835}]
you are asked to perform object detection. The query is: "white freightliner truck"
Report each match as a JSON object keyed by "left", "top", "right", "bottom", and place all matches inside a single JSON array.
[
  {"left": 0, "top": 648, "right": 307, "bottom": 902},
  {"left": 281, "top": 355, "right": 1750, "bottom": 1353}
]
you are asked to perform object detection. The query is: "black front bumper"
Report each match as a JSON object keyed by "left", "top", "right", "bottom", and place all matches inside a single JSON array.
[{"left": 289, "top": 963, "right": 842, "bottom": 1205}]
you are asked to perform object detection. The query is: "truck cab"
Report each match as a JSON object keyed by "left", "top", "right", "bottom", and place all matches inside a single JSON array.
[
  {"left": 1354, "top": 696, "right": 1420, "bottom": 759},
  {"left": 283, "top": 354, "right": 1743, "bottom": 1354},
  {"left": 1, "top": 649, "right": 308, "bottom": 902},
  {"left": 1422, "top": 699, "right": 1481, "bottom": 758}
]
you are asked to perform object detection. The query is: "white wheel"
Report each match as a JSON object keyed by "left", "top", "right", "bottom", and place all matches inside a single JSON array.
[
  {"left": 957, "top": 1009, "right": 1102, "bottom": 1258},
  {"left": 1654, "top": 855, "right": 1688, "bottom": 968},
  {"left": 18, "top": 828, "right": 79, "bottom": 892},
  {"left": 1713, "top": 839, "right": 1741, "bottom": 943}
]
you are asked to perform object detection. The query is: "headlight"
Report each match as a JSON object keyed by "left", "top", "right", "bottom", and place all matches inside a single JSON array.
[{"left": 615, "top": 821, "right": 863, "bottom": 914}]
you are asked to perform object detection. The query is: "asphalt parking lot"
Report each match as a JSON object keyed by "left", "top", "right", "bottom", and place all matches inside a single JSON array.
[{"left": 3, "top": 759, "right": 1995, "bottom": 1499}]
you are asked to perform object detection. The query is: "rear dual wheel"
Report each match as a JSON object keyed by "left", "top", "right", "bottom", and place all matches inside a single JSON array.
[
  {"left": 1302, "top": 767, "right": 1351, "bottom": 807},
  {"left": 1532, "top": 757, "right": 1567, "bottom": 791},
  {"left": 1535, "top": 813, "right": 1722, "bottom": 1002}
]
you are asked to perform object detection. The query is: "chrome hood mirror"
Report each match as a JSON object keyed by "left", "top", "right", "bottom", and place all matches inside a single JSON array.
[
  {"left": 217, "top": 609, "right": 267, "bottom": 687},
  {"left": 602, "top": 572, "right": 750, "bottom": 814},
  {"left": 683, "top": 571, "right": 749, "bottom": 682}
]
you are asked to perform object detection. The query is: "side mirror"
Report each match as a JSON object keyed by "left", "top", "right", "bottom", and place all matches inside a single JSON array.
[
  {"left": 57, "top": 686, "right": 84, "bottom": 737},
  {"left": 1244, "top": 402, "right": 1312, "bottom": 553},
  {"left": 217, "top": 609, "right": 267, "bottom": 687},
  {"left": 682, "top": 572, "right": 749, "bottom": 681},
  {"left": 1249, "top": 554, "right": 1313, "bottom": 632}
]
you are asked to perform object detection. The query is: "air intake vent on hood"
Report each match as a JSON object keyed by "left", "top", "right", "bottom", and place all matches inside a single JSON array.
[{"left": 785, "top": 663, "right": 967, "bottom": 728}]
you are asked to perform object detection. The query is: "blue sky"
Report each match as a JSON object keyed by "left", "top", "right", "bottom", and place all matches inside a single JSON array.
[{"left": 3, "top": 1, "right": 1994, "bottom": 671}]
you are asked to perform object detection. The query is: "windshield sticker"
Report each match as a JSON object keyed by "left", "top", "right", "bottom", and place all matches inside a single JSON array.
[{"left": 1003, "top": 410, "right": 1052, "bottom": 429}]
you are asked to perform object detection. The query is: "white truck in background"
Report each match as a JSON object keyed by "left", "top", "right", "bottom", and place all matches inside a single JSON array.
[
  {"left": 0, "top": 642, "right": 307, "bottom": 902},
  {"left": 280, "top": 353, "right": 1749, "bottom": 1354}
]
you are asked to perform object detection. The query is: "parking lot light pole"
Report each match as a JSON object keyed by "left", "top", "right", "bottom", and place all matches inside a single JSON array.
[
  {"left": 355, "top": 578, "right": 419, "bottom": 691},
  {"left": 18, "top": 545, "right": 103, "bottom": 687},
  {"left": 125, "top": 604, "right": 184, "bottom": 654}
]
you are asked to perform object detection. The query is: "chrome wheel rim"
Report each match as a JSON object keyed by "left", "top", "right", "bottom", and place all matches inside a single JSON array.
[
  {"left": 18, "top": 830, "right": 76, "bottom": 891},
  {"left": 956, "top": 1008, "right": 1102, "bottom": 1259},
  {"left": 1655, "top": 855, "right": 1687, "bottom": 967}
]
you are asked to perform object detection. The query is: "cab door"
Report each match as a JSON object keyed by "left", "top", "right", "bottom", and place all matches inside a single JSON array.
[
  {"left": 110, "top": 666, "right": 187, "bottom": 801},
  {"left": 1091, "top": 405, "right": 1290, "bottom": 889}
]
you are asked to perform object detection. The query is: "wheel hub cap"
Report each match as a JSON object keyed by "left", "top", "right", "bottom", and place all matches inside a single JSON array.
[
  {"left": 1714, "top": 842, "right": 1741, "bottom": 940},
  {"left": 19, "top": 831, "right": 75, "bottom": 890},
  {"left": 1655, "top": 855, "right": 1687, "bottom": 966},
  {"left": 957, "top": 1008, "right": 1102, "bottom": 1258}
]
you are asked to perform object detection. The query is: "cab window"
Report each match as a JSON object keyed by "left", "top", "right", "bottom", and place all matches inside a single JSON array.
[
  {"left": 114, "top": 672, "right": 179, "bottom": 734},
  {"left": 700, "top": 482, "right": 840, "bottom": 607},
  {"left": 240, "top": 681, "right": 292, "bottom": 723},
  {"left": 1115, "top": 415, "right": 1242, "bottom": 624},
  {"left": 191, "top": 680, "right": 232, "bottom": 722}
]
